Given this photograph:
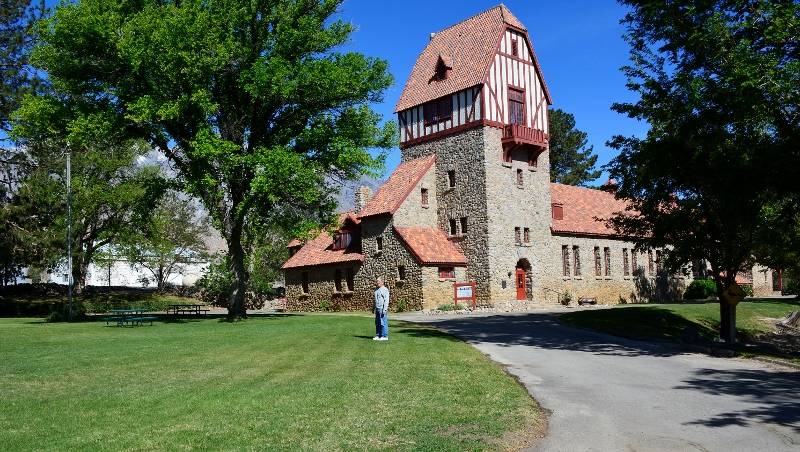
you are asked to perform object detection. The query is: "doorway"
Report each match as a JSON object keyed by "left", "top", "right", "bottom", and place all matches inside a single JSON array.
[
  {"left": 515, "top": 258, "right": 532, "bottom": 301},
  {"left": 515, "top": 268, "right": 526, "bottom": 300}
]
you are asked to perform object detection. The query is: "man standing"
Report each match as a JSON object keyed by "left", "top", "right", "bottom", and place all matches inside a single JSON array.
[{"left": 373, "top": 277, "right": 389, "bottom": 341}]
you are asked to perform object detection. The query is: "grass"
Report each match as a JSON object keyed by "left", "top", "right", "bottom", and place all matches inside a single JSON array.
[
  {"left": 560, "top": 299, "right": 800, "bottom": 362},
  {"left": 0, "top": 315, "right": 540, "bottom": 451},
  {"left": 0, "top": 289, "right": 200, "bottom": 316}
]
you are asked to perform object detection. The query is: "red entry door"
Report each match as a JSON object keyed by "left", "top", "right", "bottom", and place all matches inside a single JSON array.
[{"left": 515, "top": 269, "right": 526, "bottom": 300}]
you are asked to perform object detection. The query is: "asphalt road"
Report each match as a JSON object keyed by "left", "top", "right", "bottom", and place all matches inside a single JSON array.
[{"left": 400, "top": 311, "right": 800, "bottom": 451}]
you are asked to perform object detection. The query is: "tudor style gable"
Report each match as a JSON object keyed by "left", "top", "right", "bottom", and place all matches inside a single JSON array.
[{"left": 395, "top": 5, "right": 551, "bottom": 151}]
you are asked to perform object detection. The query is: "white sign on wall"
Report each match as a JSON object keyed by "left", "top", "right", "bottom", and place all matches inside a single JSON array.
[{"left": 456, "top": 285, "right": 473, "bottom": 299}]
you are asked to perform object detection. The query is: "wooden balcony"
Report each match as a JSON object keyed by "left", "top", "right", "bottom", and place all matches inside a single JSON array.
[{"left": 501, "top": 124, "right": 549, "bottom": 165}]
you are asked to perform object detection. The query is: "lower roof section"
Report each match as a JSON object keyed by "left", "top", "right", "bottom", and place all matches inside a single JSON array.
[{"left": 394, "top": 226, "right": 468, "bottom": 266}]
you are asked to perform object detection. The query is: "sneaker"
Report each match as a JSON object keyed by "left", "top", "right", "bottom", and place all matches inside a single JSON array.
[
  {"left": 378, "top": 337, "right": 389, "bottom": 341},
  {"left": 372, "top": 336, "right": 380, "bottom": 340}
]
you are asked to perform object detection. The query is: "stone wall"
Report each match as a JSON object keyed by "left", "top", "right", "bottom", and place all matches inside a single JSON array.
[
  {"left": 420, "top": 266, "right": 467, "bottom": 309},
  {"left": 393, "top": 163, "right": 438, "bottom": 227},
  {"left": 752, "top": 264, "right": 779, "bottom": 297},
  {"left": 402, "top": 127, "right": 493, "bottom": 302}
]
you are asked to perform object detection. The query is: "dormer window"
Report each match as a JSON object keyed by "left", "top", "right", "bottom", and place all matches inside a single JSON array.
[
  {"left": 511, "top": 38, "right": 519, "bottom": 57},
  {"left": 332, "top": 230, "right": 352, "bottom": 250},
  {"left": 433, "top": 54, "right": 452, "bottom": 81},
  {"left": 552, "top": 203, "right": 564, "bottom": 220}
]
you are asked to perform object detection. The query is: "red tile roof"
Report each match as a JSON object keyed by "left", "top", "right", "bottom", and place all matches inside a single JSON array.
[
  {"left": 281, "top": 212, "right": 364, "bottom": 269},
  {"left": 394, "top": 227, "right": 468, "bottom": 266},
  {"left": 358, "top": 155, "right": 436, "bottom": 218},
  {"left": 550, "top": 183, "right": 634, "bottom": 237},
  {"left": 395, "top": 4, "right": 551, "bottom": 112},
  {"left": 287, "top": 239, "right": 303, "bottom": 248}
]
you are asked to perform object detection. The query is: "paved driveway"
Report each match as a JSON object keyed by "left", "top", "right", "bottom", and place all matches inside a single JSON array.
[{"left": 399, "top": 311, "right": 800, "bottom": 451}]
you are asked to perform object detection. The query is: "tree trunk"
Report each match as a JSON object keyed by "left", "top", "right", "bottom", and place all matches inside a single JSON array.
[
  {"left": 719, "top": 300, "right": 737, "bottom": 344},
  {"left": 72, "top": 254, "right": 89, "bottom": 295},
  {"left": 227, "top": 220, "right": 248, "bottom": 319}
]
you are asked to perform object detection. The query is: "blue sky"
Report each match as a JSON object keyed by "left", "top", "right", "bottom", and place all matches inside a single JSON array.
[{"left": 336, "top": 0, "right": 648, "bottom": 181}]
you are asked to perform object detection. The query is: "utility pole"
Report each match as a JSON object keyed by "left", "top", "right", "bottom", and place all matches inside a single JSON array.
[{"left": 66, "top": 150, "right": 73, "bottom": 321}]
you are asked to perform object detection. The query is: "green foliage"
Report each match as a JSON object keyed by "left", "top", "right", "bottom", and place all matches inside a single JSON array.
[
  {"left": 547, "top": 108, "right": 600, "bottom": 186},
  {"left": 318, "top": 299, "right": 331, "bottom": 311},
  {"left": 684, "top": 278, "right": 717, "bottom": 300},
  {"left": 119, "top": 191, "right": 210, "bottom": 291},
  {"left": 27, "top": 0, "right": 395, "bottom": 316},
  {"left": 561, "top": 291, "right": 573, "bottom": 306},
  {"left": 196, "top": 255, "right": 234, "bottom": 306},
  {"left": 393, "top": 297, "right": 408, "bottom": 313},
  {"left": 606, "top": 0, "right": 800, "bottom": 341}
]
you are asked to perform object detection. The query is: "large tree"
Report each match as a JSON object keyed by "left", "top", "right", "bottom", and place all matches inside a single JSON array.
[
  {"left": 27, "top": 0, "right": 393, "bottom": 317},
  {"left": 607, "top": 0, "right": 800, "bottom": 343},
  {"left": 548, "top": 108, "right": 600, "bottom": 186}
]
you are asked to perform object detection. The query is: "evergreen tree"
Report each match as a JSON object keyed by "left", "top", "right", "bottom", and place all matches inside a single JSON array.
[{"left": 548, "top": 108, "right": 600, "bottom": 186}]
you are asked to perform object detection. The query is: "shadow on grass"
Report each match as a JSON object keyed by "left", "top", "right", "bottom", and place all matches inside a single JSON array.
[
  {"left": 395, "top": 326, "right": 462, "bottom": 342},
  {"left": 676, "top": 368, "right": 800, "bottom": 432}
]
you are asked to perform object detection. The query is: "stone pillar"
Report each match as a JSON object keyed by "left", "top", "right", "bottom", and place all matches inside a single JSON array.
[{"left": 353, "top": 186, "right": 373, "bottom": 214}]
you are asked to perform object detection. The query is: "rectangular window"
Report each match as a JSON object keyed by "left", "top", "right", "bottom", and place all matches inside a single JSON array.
[
  {"left": 447, "top": 170, "right": 456, "bottom": 188},
  {"left": 655, "top": 250, "right": 662, "bottom": 274},
  {"left": 632, "top": 251, "right": 638, "bottom": 274},
  {"left": 523, "top": 227, "right": 530, "bottom": 243},
  {"left": 397, "top": 265, "right": 406, "bottom": 281},
  {"left": 334, "top": 269, "right": 342, "bottom": 292},
  {"left": 460, "top": 217, "right": 468, "bottom": 235},
  {"left": 562, "top": 245, "right": 571, "bottom": 277},
  {"left": 376, "top": 236, "right": 383, "bottom": 251},
  {"left": 438, "top": 267, "right": 455, "bottom": 279},
  {"left": 552, "top": 203, "right": 564, "bottom": 220},
  {"left": 516, "top": 168, "right": 524, "bottom": 187},
  {"left": 449, "top": 219, "right": 458, "bottom": 236},
  {"left": 515, "top": 227, "right": 521, "bottom": 244},
  {"left": 573, "top": 246, "right": 581, "bottom": 276},
  {"left": 423, "top": 96, "right": 452, "bottom": 125},
  {"left": 511, "top": 38, "right": 519, "bottom": 57},
  {"left": 508, "top": 87, "right": 525, "bottom": 125},
  {"left": 604, "top": 247, "right": 611, "bottom": 276},
  {"left": 421, "top": 188, "right": 429, "bottom": 207},
  {"left": 332, "top": 231, "right": 351, "bottom": 251},
  {"left": 345, "top": 268, "right": 354, "bottom": 292},
  {"left": 648, "top": 250, "right": 654, "bottom": 276},
  {"left": 623, "top": 249, "right": 630, "bottom": 276},
  {"left": 302, "top": 272, "right": 309, "bottom": 294},
  {"left": 594, "top": 247, "right": 602, "bottom": 276}
]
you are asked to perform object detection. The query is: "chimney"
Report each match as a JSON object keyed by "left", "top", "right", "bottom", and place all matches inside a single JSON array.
[
  {"left": 353, "top": 185, "right": 373, "bottom": 214},
  {"left": 600, "top": 178, "right": 618, "bottom": 193},
  {"left": 430, "top": 32, "right": 436, "bottom": 40}
]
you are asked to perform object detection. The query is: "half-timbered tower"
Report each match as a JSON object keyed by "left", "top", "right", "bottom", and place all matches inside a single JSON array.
[{"left": 281, "top": 5, "right": 780, "bottom": 311}]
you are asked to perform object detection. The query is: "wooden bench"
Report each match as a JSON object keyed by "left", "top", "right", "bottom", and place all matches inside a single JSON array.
[{"left": 577, "top": 297, "right": 597, "bottom": 306}]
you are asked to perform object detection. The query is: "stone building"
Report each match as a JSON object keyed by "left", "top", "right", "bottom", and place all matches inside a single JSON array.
[{"left": 282, "top": 5, "right": 779, "bottom": 310}]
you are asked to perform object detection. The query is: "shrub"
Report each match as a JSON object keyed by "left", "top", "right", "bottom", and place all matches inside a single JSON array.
[
  {"left": 741, "top": 284, "right": 753, "bottom": 297},
  {"left": 319, "top": 300, "right": 330, "bottom": 311},
  {"left": 561, "top": 291, "right": 572, "bottom": 306},
  {"left": 436, "top": 303, "right": 458, "bottom": 311},
  {"left": 45, "top": 302, "right": 87, "bottom": 322},
  {"left": 684, "top": 278, "right": 717, "bottom": 299},
  {"left": 394, "top": 297, "right": 408, "bottom": 313},
  {"left": 196, "top": 255, "right": 269, "bottom": 310}
]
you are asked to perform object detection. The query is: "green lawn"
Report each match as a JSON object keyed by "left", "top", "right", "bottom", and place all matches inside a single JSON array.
[
  {"left": 0, "top": 315, "right": 540, "bottom": 451},
  {"left": 560, "top": 299, "right": 800, "bottom": 361}
]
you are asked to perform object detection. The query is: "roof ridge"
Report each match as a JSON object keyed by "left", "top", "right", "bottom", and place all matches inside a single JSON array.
[{"left": 430, "top": 4, "right": 503, "bottom": 36}]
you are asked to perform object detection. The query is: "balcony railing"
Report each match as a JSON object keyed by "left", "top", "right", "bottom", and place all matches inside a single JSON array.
[{"left": 502, "top": 124, "right": 548, "bottom": 149}]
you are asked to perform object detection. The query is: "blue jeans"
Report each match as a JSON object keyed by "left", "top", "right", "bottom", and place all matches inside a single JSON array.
[{"left": 375, "top": 310, "right": 388, "bottom": 338}]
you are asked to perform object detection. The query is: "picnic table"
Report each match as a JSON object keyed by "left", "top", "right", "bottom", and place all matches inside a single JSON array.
[
  {"left": 167, "top": 304, "right": 210, "bottom": 317},
  {"left": 106, "top": 308, "right": 157, "bottom": 327}
]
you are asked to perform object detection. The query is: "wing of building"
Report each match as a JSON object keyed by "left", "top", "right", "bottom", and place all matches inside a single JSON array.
[{"left": 281, "top": 4, "right": 780, "bottom": 310}]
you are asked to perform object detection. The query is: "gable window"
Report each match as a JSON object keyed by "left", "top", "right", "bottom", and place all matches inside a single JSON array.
[
  {"left": 523, "top": 227, "right": 530, "bottom": 244},
  {"left": 648, "top": 250, "right": 654, "bottom": 276},
  {"left": 376, "top": 236, "right": 383, "bottom": 252},
  {"left": 632, "top": 251, "right": 638, "bottom": 274},
  {"left": 594, "top": 247, "right": 602, "bottom": 276},
  {"left": 302, "top": 272, "right": 309, "bottom": 294},
  {"left": 515, "top": 227, "right": 522, "bottom": 244},
  {"left": 397, "top": 265, "right": 406, "bottom": 282},
  {"left": 573, "top": 246, "right": 581, "bottom": 276},
  {"left": 334, "top": 269, "right": 343, "bottom": 292},
  {"left": 438, "top": 267, "right": 455, "bottom": 279},
  {"left": 460, "top": 217, "right": 468, "bottom": 235},
  {"left": 562, "top": 245, "right": 570, "bottom": 277},
  {"left": 449, "top": 219, "right": 458, "bottom": 236},
  {"left": 511, "top": 38, "right": 519, "bottom": 57},
  {"left": 332, "top": 230, "right": 352, "bottom": 251},
  {"left": 552, "top": 203, "right": 564, "bottom": 220},
  {"left": 623, "top": 249, "right": 630, "bottom": 276},
  {"left": 447, "top": 170, "right": 456, "bottom": 188},
  {"left": 516, "top": 168, "right": 524, "bottom": 188},
  {"left": 604, "top": 247, "right": 611, "bottom": 276},
  {"left": 345, "top": 268, "right": 355, "bottom": 292},
  {"left": 421, "top": 188, "right": 429, "bottom": 207},
  {"left": 508, "top": 87, "right": 525, "bottom": 125},
  {"left": 423, "top": 96, "right": 452, "bottom": 125}
]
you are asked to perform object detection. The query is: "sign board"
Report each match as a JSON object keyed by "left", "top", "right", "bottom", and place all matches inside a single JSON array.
[{"left": 453, "top": 281, "right": 477, "bottom": 309}]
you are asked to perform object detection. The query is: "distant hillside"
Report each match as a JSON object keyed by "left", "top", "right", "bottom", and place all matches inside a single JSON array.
[{"left": 335, "top": 175, "right": 385, "bottom": 212}]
